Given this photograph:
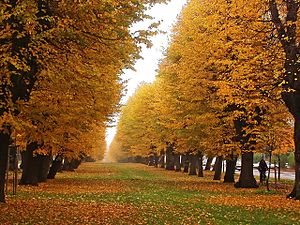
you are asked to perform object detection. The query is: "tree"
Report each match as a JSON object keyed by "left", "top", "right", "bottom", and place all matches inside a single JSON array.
[
  {"left": 0, "top": 0, "right": 54, "bottom": 203},
  {"left": 0, "top": 0, "right": 170, "bottom": 202},
  {"left": 268, "top": 0, "right": 300, "bottom": 200}
]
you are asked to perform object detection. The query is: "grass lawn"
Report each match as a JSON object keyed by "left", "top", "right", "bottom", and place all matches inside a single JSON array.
[{"left": 1, "top": 162, "right": 300, "bottom": 224}]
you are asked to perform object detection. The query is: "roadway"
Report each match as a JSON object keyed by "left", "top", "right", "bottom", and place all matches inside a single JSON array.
[
  {"left": 252, "top": 168, "right": 295, "bottom": 180},
  {"left": 235, "top": 167, "right": 295, "bottom": 180}
]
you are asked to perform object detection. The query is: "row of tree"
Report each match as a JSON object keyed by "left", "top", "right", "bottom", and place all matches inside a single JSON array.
[
  {"left": 0, "top": 0, "right": 169, "bottom": 203},
  {"left": 110, "top": 0, "right": 300, "bottom": 200}
]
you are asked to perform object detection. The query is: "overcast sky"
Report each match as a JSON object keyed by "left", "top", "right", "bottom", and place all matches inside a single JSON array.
[{"left": 105, "top": 0, "right": 187, "bottom": 149}]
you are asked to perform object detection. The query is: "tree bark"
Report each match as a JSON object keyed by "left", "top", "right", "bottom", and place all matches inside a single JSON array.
[
  {"left": 158, "top": 150, "right": 165, "bottom": 168},
  {"left": 277, "top": 155, "right": 281, "bottom": 181},
  {"left": 154, "top": 154, "right": 159, "bottom": 167},
  {"left": 37, "top": 154, "right": 52, "bottom": 182},
  {"left": 47, "top": 155, "right": 63, "bottom": 179},
  {"left": 183, "top": 154, "right": 189, "bottom": 173},
  {"left": 62, "top": 158, "right": 73, "bottom": 171},
  {"left": 197, "top": 154, "right": 204, "bottom": 177},
  {"left": 174, "top": 153, "right": 181, "bottom": 172},
  {"left": 148, "top": 155, "right": 155, "bottom": 166},
  {"left": 19, "top": 143, "right": 39, "bottom": 186},
  {"left": 62, "top": 159, "right": 81, "bottom": 171},
  {"left": 224, "top": 157, "right": 237, "bottom": 183},
  {"left": 269, "top": 0, "right": 300, "bottom": 199},
  {"left": 165, "top": 144, "right": 174, "bottom": 170},
  {"left": 235, "top": 151, "right": 258, "bottom": 188},
  {"left": 205, "top": 157, "right": 213, "bottom": 171},
  {"left": 0, "top": 131, "right": 10, "bottom": 203},
  {"left": 287, "top": 117, "right": 300, "bottom": 199},
  {"left": 213, "top": 156, "right": 223, "bottom": 180},
  {"left": 144, "top": 157, "right": 150, "bottom": 165},
  {"left": 189, "top": 155, "right": 197, "bottom": 175}
]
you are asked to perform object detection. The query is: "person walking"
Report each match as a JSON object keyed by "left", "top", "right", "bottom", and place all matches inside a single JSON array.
[{"left": 258, "top": 158, "right": 268, "bottom": 185}]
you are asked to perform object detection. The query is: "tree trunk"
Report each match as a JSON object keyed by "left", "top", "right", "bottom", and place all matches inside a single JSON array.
[
  {"left": 212, "top": 160, "right": 217, "bottom": 171},
  {"left": 47, "top": 155, "right": 63, "bottom": 179},
  {"left": 72, "top": 159, "right": 81, "bottom": 169},
  {"left": 277, "top": 155, "right": 281, "bottom": 181},
  {"left": 154, "top": 154, "right": 159, "bottom": 167},
  {"left": 0, "top": 131, "right": 10, "bottom": 203},
  {"left": 198, "top": 154, "right": 204, "bottom": 177},
  {"left": 37, "top": 154, "right": 52, "bottom": 182},
  {"left": 165, "top": 144, "right": 174, "bottom": 170},
  {"left": 183, "top": 154, "right": 189, "bottom": 173},
  {"left": 213, "top": 156, "right": 223, "bottom": 180},
  {"left": 189, "top": 155, "right": 197, "bottom": 175},
  {"left": 224, "top": 157, "right": 237, "bottom": 183},
  {"left": 158, "top": 150, "right": 165, "bottom": 168},
  {"left": 174, "top": 153, "right": 181, "bottom": 172},
  {"left": 205, "top": 157, "right": 213, "bottom": 171},
  {"left": 235, "top": 151, "right": 258, "bottom": 188},
  {"left": 281, "top": 61, "right": 300, "bottom": 199},
  {"left": 62, "top": 159, "right": 72, "bottom": 171},
  {"left": 269, "top": 1, "right": 300, "bottom": 199},
  {"left": 148, "top": 155, "right": 155, "bottom": 166},
  {"left": 144, "top": 157, "right": 150, "bottom": 165},
  {"left": 287, "top": 117, "right": 300, "bottom": 199},
  {"left": 19, "top": 143, "right": 39, "bottom": 186},
  {"left": 62, "top": 159, "right": 81, "bottom": 171},
  {"left": 266, "top": 151, "right": 272, "bottom": 191}
]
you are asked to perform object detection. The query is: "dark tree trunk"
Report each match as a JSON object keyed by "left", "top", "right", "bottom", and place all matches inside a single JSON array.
[
  {"left": 0, "top": 131, "right": 10, "bottom": 203},
  {"left": 144, "top": 157, "right": 149, "bottom": 165},
  {"left": 205, "top": 157, "right": 213, "bottom": 171},
  {"left": 135, "top": 156, "right": 142, "bottom": 163},
  {"left": 266, "top": 152, "right": 272, "bottom": 191},
  {"left": 37, "top": 154, "right": 52, "bottom": 182},
  {"left": 277, "top": 155, "right": 281, "bottom": 181},
  {"left": 0, "top": 0, "right": 53, "bottom": 201},
  {"left": 154, "top": 154, "right": 159, "bottom": 167},
  {"left": 198, "top": 154, "right": 204, "bottom": 177},
  {"left": 148, "top": 155, "right": 155, "bottom": 166},
  {"left": 62, "top": 159, "right": 81, "bottom": 171},
  {"left": 224, "top": 157, "right": 237, "bottom": 183},
  {"left": 287, "top": 117, "right": 300, "bottom": 199},
  {"left": 235, "top": 151, "right": 258, "bottom": 188},
  {"left": 72, "top": 159, "right": 81, "bottom": 169},
  {"left": 183, "top": 154, "right": 189, "bottom": 173},
  {"left": 189, "top": 155, "right": 197, "bottom": 175},
  {"left": 142, "top": 157, "right": 148, "bottom": 165},
  {"left": 165, "top": 144, "right": 174, "bottom": 170},
  {"left": 19, "top": 143, "right": 39, "bottom": 186},
  {"left": 213, "top": 156, "right": 223, "bottom": 180},
  {"left": 47, "top": 155, "right": 63, "bottom": 179},
  {"left": 174, "top": 153, "right": 181, "bottom": 172},
  {"left": 136, "top": 156, "right": 147, "bottom": 164},
  {"left": 212, "top": 160, "right": 217, "bottom": 171},
  {"left": 62, "top": 159, "right": 73, "bottom": 171},
  {"left": 269, "top": 0, "right": 300, "bottom": 199}
]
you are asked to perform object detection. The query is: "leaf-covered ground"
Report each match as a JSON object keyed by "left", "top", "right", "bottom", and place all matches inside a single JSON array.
[{"left": 1, "top": 162, "right": 300, "bottom": 224}]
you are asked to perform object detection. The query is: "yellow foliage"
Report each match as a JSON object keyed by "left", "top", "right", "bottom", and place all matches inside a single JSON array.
[{"left": 111, "top": 0, "right": 293, "bottom": 161}]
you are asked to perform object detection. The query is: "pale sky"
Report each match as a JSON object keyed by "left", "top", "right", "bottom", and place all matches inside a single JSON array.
[{"left": 105, "top": 0, "right": 187, "bottom": 150}]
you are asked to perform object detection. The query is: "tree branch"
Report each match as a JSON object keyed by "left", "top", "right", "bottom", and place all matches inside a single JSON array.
[{"left": 269, "top": 0, "right": 288, "bottom": 48}]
